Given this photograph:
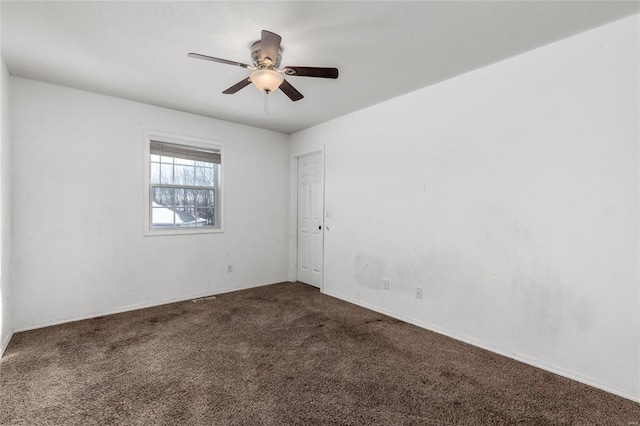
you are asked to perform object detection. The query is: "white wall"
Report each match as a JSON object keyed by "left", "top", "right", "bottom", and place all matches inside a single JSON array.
[
  {"left": 0, "top": 57, "right": 12, "bottom": 356},
  {"left": 291, "top": 16, "right": 639, "bottom": 400},
  {"left": 10, "top": 77, "right": 290, "bottom": 330}
]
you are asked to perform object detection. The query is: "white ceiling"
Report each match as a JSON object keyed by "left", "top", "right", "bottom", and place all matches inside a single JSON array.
[{"left": 2, "top": 1, "right": 638, "bottom": 134}]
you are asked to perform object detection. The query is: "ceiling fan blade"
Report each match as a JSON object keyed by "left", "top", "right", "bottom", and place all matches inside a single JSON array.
[
  {"left": 279, "top": 79, "right": 304, "bottom": 102},
  {"left": 260, "top": 30, "right": 281, "bottom": 65},
  {"left": 222, "top": 78, "right": 252, "bottom": 94},
  {"left": 188, "top": 53, "right": 252, "bottom": 69},
  {"left": 283, "top": 66, "right": 339, "bottom": 79}
]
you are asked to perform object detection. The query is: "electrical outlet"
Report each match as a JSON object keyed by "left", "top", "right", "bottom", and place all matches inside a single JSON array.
[
  {"left": 415, "top": 287, "right": 423, "bottom": 299},
  {"left": 227, "top": 264, "right": 233, "bottom": 273},
  {"left": 382, "top": 278, "right": 390, "bottom": 290}
]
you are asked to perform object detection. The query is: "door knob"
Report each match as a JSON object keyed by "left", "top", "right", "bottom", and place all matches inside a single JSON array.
[{"left": 318, "top": 225, "right": 322, "bottom": 230}]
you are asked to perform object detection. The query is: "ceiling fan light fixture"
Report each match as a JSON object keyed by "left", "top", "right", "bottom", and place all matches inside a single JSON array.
[
  {"left": 250, "top": 69, "right": 284, "bottom": 93},
  {"left": 189, "top": 30, "right": 338, "bottom": 102}
]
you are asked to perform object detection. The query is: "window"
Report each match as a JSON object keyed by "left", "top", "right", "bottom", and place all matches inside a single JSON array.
[{"left": 144, "top": 131, "right": 222, "bottom": 235}]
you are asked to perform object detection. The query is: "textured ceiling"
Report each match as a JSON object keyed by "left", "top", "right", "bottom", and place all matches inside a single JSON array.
[{"left": 2, "top": 1, "right": 638, "bottom": 134}]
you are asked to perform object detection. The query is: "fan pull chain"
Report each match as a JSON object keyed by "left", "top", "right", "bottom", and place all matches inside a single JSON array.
[{"left": 264, "top": 90, "right": 269, "bottom": 116}]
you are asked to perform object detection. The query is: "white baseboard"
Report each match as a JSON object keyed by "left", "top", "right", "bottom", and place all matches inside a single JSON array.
[
  {"left": 322, "top": 288, "right": 640, "bottom": 403},
  {"left": 0, "top": 329, "right": 13, "bottom": 358},
  {"left": 13, "top": 279, "right": 286, "bottom": 333}
]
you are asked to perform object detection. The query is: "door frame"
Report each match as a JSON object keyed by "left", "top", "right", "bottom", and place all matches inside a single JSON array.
[{"left": 289, "top": 146, "right": 325, "bottom": 291}]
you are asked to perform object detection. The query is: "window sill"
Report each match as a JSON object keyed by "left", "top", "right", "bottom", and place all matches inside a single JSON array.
[{"left": 144, "top": 227, "right": 224, "bottom": 237}]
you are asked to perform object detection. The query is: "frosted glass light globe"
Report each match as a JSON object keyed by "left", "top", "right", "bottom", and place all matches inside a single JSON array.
[{"left": 250, "top": 69, "right": 284, "bottom": 92}]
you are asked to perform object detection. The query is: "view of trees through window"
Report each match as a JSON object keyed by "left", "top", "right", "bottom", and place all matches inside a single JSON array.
[{"left": 150, "top": 153, "right": 219, "bottom": 228}]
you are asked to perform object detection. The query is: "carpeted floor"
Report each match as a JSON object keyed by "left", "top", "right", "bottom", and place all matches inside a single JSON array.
[{"left": 0, "top": 282, "right": 638, "bottom": 425}]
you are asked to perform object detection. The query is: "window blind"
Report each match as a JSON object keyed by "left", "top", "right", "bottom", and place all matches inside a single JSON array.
[{"left": 150, "top": 140, "right": 221, "bottom": 164}]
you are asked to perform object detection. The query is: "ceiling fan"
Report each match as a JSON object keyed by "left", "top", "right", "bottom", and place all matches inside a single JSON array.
[{"left": 188, "top": 30, "right": 338, "bottom": 102}]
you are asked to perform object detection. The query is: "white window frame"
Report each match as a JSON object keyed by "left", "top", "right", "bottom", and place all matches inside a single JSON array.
[{"left": 143, "top": 130, "right": 224, "bottom": 236}]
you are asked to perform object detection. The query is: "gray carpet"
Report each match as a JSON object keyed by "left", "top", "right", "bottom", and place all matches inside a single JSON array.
[{"left": 1, "top": 282, "right": 638, "bottom": 425}]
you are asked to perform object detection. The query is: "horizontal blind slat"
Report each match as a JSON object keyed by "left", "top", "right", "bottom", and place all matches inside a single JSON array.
[{"left": 150, "top": 140, "right": 221, "bottom": 164}]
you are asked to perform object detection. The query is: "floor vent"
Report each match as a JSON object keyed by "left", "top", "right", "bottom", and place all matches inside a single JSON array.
[{"left": 192, "top": 295, "right": 217, "bottom": 303}]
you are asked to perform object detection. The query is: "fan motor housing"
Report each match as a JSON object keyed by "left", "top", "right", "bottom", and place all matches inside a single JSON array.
[{"left": 251, "top": 40, "right": 282, "bottom": 68}]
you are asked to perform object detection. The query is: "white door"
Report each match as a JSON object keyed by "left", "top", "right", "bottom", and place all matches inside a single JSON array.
[{"left": 297, "top": 153, "right": 323, "bottom": 287}]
